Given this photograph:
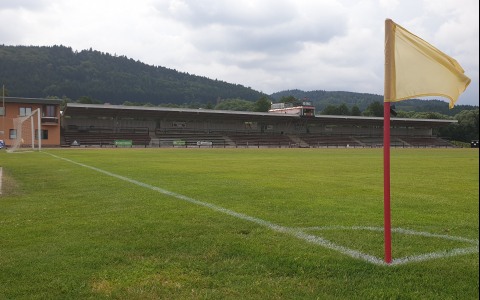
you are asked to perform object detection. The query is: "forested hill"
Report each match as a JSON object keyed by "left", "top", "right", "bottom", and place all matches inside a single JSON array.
[
  {"left": 271, "top": 89, "right": 478, "bottom": 117},
  {"left": 0, "top": 45, "right": 266, "bottom": 105},
  {"left": 2, "top": 45, "right": 478, "bottom": 115}
]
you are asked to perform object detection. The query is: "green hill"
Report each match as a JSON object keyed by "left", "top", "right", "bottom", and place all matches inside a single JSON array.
[
  {"left": 271, "top": 89, "right": 478, "bottom": 117},
  {"left": 0, "top": 45, "right": 266, "bottom": 105},
  {"left": 1, "top": 45, "right": 477, "bottom": 116}
]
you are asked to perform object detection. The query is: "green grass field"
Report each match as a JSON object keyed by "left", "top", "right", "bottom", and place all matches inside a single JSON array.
[{"left": 0, "top": 148, "right": 478, "bottom": 299}]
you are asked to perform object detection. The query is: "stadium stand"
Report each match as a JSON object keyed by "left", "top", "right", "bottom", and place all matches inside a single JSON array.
[
  {"left": 60, "top": 104, "right": 460, "bottom": 149},
  {"left": 63, "top": 127, "right": 151, "bottom": 147},
  {"left": 62, "top": 130, "right": 459, "bottom": 149},
  {"left": 153, "top": 133, "right": 230, "bottom": 148},
  {"left": 299, "top": 134, "right": 362, "bottom": 148},
  {"left": 62, "top": 128, "right": 459, "bottom": 149},
  {"left": 228, "top": 134, "right": 296, "bottom": 148},
  {"left": 356, "top": 136, "right": 407, "bottom": 148},
  {"left": 400, "top": 137, "right": 457, "bottom": 148}
]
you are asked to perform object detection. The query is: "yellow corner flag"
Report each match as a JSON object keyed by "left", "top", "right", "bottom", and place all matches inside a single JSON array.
[{"left": 384, "top": 19, "right": 471, "bottom": 108}]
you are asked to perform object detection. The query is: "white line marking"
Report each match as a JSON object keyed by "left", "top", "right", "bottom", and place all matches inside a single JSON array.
[
  {"left": 301, "top": 226, "right": 479, "bottom": 266},
  {"left": 44, "top": 152, "right": 479, "bottom": 266},
  {"left": 7, "top": 150, "right": 35, "bottom": 154},
  {"left": 301, "top": 226, "right": 479, "bottom": 245},
  {"left": 390, "top": 247, "right": 479, "bottom": 266}
]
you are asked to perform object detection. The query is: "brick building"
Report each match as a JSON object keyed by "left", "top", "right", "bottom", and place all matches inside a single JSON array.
[{"left": 0, "top": 97, "right": 63, "bottom": 147}]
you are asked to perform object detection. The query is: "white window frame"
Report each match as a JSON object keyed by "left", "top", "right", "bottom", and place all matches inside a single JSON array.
[
  {"left": 45, "top": 105, "right": 56, "bottom": 117},
  {"left": 9, "top": 129, "right": 17, "bottom": 140},
  {"left": 19, "top": 107, "right": 32, "bottom": 117}
]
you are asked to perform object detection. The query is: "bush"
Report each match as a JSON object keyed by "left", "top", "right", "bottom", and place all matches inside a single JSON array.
[{"left": 449, "top": 141, "right": 471, "bottom": 148}]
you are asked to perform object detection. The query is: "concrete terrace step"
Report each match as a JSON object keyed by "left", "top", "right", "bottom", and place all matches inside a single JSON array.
[
  {"left": 287, "top": 135, "right": 309, "bottom": 148},
  {"left": 222, "top": 135, "right": 236, "bottom": 147}
]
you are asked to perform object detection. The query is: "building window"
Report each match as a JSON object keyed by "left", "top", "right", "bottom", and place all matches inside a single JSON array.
[
  {"left": 19, "top": 107, "right": 32, "bottom": 117},
  {"left": 35, "top": 130, "right": 48, "bottom": 140},
  {"left": 45, "top": 106, "right": 56, "bottom": 117},
  {"left": 10, "top": 129, "right": 17, "bottom": 140},
  {"left": 0, "top": 107, "right": 4, "bottom": 116}
]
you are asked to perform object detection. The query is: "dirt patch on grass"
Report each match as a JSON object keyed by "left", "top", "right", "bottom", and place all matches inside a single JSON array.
[
  {"left": 0, "top": 169, "right": 25, "bottom": 198},
  {"left": 91, "top": 279, "right": 114, "bottom": 295}
]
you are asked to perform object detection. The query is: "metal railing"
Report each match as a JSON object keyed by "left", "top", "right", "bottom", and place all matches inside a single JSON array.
[
  {"left": 41, "top": 117, "right": 59, "bottom": 124},
  {"left": 66, "top": 126, "right": 149, "bottom": 134}
]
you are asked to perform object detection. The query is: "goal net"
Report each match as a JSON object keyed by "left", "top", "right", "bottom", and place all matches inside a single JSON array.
[
  {"left": 7, "top": 108, "right": 41, "bottom": 153},
  {"left": 149, "top": 139, "right": 161, "bottom": 147}
]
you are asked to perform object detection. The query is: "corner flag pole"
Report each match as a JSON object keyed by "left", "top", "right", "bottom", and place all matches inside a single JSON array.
[
  {"left": 384, "top": 18, "right": 394, "bottom": 264},
  {"left": 384, "top": 102, "right": 391, "bottom": 264}
]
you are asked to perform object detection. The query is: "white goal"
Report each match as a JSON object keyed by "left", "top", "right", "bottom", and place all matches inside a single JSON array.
[
  {"left": 149, "top": 139, "right": 161, "bottom": 147},
  {"left": 7, "top": 108, "right": 42, "bottom": 153}
]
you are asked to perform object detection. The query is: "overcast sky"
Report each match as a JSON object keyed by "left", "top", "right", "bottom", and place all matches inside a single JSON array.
[{"left": 1, "top": 0, "right": 478, "bottom": 106}]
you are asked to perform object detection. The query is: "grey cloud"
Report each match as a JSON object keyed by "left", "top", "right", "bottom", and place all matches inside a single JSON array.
[
  {"left": 0, "top": 0, "right": 48, "bottom": 10},
  {"left": 216, "top": 53, "right": 294, "bottom": 72},
  {"left": 458, "top": 80, "right": 479, "bottom": 105},
  {"left": 154, "top": 0, "right": 348, "bottom": 55},
  {"left": 154, "top": 0, "right": 296, "bottom": 28},
  {"left": 0, "top": 27, "right": 16, "bottom": 44},
  {"left": 191, "top": 22, "right": 346, "bottom": 54}
]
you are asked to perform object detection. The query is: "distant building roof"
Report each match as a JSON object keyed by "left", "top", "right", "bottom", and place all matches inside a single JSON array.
[
  {"left": 2, "top": 97, "right": 63, "bottom": 105},
  {"left": 270, "top": 101, "right": 313, "bottom": 110},
  {"left": 63, "top": 103, "right": 457, "bottom": 128}
]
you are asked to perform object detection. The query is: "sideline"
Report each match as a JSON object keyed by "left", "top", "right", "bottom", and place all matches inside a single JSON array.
[{"left": 43, "top": 151, "right": 479, "bottom": 266}]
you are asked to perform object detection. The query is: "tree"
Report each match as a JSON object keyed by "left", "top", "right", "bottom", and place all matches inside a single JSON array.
[
  {"left": 412, "top": 112, "right": 450, "bottom": 120},
  {"left": 337, "top": 103, "right": 350, "bottom": 116},
  {"left": 2, "top": 88, "right": 9, "bottom": 97},
  {"left": 321, "top": 105, "right": 339, "bottom": 115},
  {"left": 411, "top": 109, "right": 480, "bottom": 143},
  {"left": 215, "top": 99, "right": 255, "bottom": 111},
  {"left": 454, "top": 109, "right": 479, "bottom": 142},
  {"left": 62, "top": 95, "right": 73, "bottom": 109},
  {"left": 77, "top": 96, "right": 102, "bottom": 104},
  {"left": 159, "top": 103, "right": 181, "bottom": 108},
  {"left": 0, "top": 45, "right": 267, "bottom": 106},
  {"left": 278, "top": 95, "right": 298, "bottom": 103},
  {"left": 254, "top": 95, "right": 271, "bottom": 112},
  {"left": 205, "top": 101, "right": 215, "bottom": 109},
  {"left": 395, "top": 111, "right": 415, "bottom": 118},
  {"left": 362, "top": 101, "right": 384, "bottom": 117},
  {"left": 351, "top": 104, "right": 361, "bottom": 116},
  {"left": 47, "top": 95, "right": 72, "bottom": 110}
]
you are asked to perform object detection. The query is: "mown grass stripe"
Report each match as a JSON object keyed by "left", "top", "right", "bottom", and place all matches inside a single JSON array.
[{"left": 44, "top": 151, "right": 479, "bottom": 266}]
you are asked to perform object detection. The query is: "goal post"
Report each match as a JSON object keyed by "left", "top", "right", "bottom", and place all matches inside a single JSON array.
[{"left": 7, "top": 108, "right": 42, "bottom": 153}]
